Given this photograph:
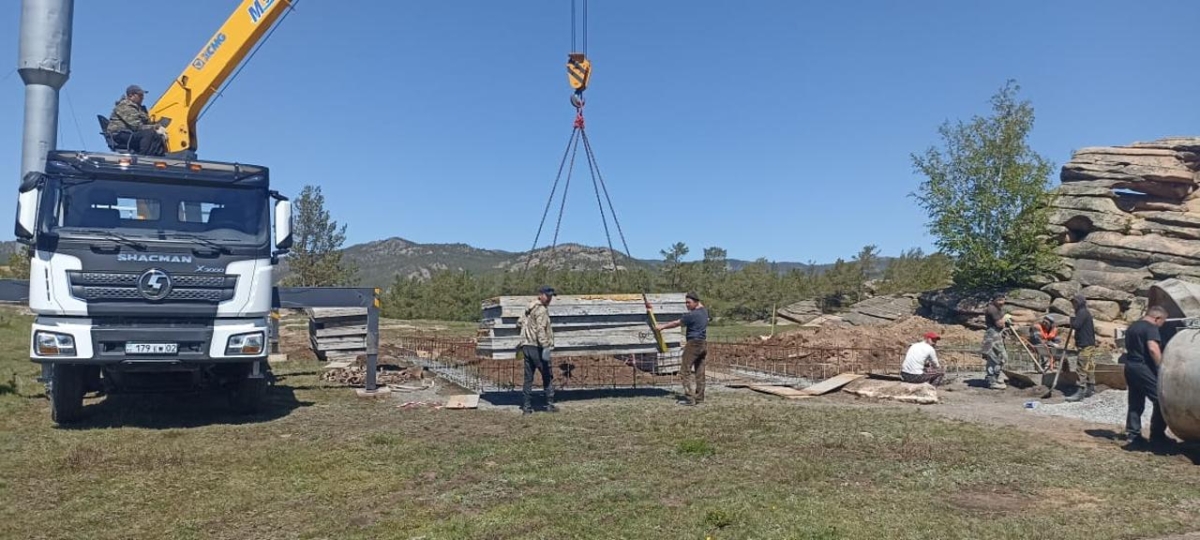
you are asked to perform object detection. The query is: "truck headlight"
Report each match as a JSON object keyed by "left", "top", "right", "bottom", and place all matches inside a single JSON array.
[
  {"left": 35, "top": 331, "right": 76, "bottom": 356},
  {"left": 226, "top": 332, "right": 264, "bottom": 356}
]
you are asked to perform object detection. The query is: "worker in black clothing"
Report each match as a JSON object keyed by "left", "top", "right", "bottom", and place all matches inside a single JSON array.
[
  {"left": 1065, "top": 293, "right": 1098, "bottom": 402},
  {"left": 1123, "top": 305, "right": 1170, "bottom": 447},
  {"left": 655, "top": 292, "right": 709, "bottom": 406}
]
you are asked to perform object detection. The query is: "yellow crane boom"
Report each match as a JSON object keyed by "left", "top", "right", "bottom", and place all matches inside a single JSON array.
[{"left": 148, "top": 0, "right": 292, "bottom": 157}]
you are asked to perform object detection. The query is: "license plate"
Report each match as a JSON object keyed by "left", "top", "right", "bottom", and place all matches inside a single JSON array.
[{"left": 125, "top": 342, "right": 178, "bottom": 355}]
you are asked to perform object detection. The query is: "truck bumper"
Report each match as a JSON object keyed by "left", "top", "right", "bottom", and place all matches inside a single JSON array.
[{"left": 30, "top": 316, "right": 269, "bottom": 365}]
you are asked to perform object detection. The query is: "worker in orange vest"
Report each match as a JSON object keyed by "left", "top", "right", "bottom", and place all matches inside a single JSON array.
[{"left": 1028, "top": 315, "right": 1063, "bottom": 366}]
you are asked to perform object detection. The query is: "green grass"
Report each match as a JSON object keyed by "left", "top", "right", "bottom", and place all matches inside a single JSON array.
[
  {"left": 708, "top": 321, "right": 785, "bottom": 341},
  {"left": 2, "top": 308, "right": 1200, "bottom": 539}
]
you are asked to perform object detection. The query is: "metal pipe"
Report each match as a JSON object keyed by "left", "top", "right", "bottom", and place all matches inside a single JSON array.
[{"left": 18, "top": 0, "right": 74, "bottom": 178}]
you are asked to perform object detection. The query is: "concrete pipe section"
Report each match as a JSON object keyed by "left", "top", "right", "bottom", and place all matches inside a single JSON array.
[{"left": 1148, "top": 279, "right": 1200, "bottom": 442}]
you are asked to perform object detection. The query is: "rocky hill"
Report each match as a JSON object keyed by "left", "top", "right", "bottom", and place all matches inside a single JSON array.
[{"left": 336, "top": 237, "right": 836, "bottom": 288}]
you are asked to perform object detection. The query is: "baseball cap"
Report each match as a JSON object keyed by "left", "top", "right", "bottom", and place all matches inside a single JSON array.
[
  {"left": 126, "top": 84, "right": 145, "bottom": 95},
  {"left": 685, "top": 292, "right": 701, "bottom": 302},
  {"left": 924, "top": 332, "right": 941, "bottom": 341},
  {"left": 537, "top": 286, "right": 556, "bottom": 296}
]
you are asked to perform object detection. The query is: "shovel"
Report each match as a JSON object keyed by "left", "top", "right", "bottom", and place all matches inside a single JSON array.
[
  {"left": 1005, "top": 326, "right": 1046, "bottom": 373},
  {"left": 1042, "top": 327, "right": 1074, "bottom": 399}
]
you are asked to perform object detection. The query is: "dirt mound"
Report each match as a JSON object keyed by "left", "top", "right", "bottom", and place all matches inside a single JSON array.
[{"left": 765, "top": 315, "right": 983, "bottom": 350}]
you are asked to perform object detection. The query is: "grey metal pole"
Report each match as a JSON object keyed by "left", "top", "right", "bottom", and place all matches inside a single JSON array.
[
  {"left": 18, "top": 0, "right": 74, "bottom": 178},
  {"left": 365, "top": 290, "right": 380, "bottom": 392},
  {"left": 269, "top": 311, "right": 280, "bottom": 354}
]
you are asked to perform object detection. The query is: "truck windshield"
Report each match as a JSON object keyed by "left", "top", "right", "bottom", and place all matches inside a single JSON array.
[{"left": 44, "top": 177, "right": 269, "bottom": 245}]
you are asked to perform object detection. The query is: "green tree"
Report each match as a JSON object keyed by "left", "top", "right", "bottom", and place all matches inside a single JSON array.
[
  {"left": 910, "top": 79, "right": 1058, "bottom": 289},
  {"left": 2, "top": 248, "right": 31, "bottom": 280},
  {"left": 851, "top": 245, "right": 879, "bottom": 302},
  {"left": 659, "top": 242, "right": 690, "bottom": 290},
  {"left": 282, "top": 185, "right": 357, "bottom": 286},
  {"left": 877, "top": 248, "right": 954, "bottom": 295}
]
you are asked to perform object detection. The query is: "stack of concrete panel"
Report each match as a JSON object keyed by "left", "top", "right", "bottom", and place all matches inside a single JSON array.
[
  {"left": 475, "top": 293, "right": 688, "bottom": 366},
  {"left": 308, "top": 307, "right": 368, "bottom": 362}
]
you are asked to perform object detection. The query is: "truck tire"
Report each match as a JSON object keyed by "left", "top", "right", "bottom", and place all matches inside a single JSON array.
[
  {"left": 50, "top": 364, "right": 85, "bottom": 424},
  {"left": 229, "top": 375, "right": 266, "bottom": 414}
]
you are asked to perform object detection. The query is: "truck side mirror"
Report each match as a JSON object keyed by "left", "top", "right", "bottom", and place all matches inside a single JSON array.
[
  {"left": 14, "top": 172, "right": 43, "bottom": 243},
  {"left": 274, "top": 199, "right": 293, "bottom": 252}
]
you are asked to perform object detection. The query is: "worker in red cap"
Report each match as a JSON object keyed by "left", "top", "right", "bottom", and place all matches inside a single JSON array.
[{"left": 901, "top": 332, "right": 945, "bottom": 386}]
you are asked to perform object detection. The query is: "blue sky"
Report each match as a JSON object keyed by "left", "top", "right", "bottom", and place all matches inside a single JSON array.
[{"left": 3, "top": 0, "right": 1198, "bottom": 264}]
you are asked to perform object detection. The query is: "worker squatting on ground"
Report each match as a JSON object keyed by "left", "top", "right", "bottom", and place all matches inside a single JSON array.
[
  {"left": 901, "top": 332, "right": 945, "bottom": 386},
  {"left": 1065, "top": 293, "right": 1098, "bottom": 402},
  {"left": 516, "top": 286, "right": 557, "bottom": 415},
  {"left": 1123, "top": 305, "right": 1170, "bottom": 447},
  {"left": 981, "top": 293, "right": 1011, "bottom": 389},
  {"left": 655, "top": 292, "right": 709, "bottom": 406},
  {"left": 106, "top": 85, "right": 167, "bottom": 156},
  {"left": 1027, "top": 315, "right": 1062, "bottom": 367}
]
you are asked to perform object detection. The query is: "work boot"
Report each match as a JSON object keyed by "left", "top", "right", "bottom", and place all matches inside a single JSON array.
[
  {"left": 521, "top": 402, "right": 533, "bottom": 415},
  {"left": 546, "top": 402, "right": 560, "bottom": 413},
  {"left": 988, "top": 380, "right": 1007, "bottom": 390},
  {"left": 1064, "top": 384, "right": 1094, "bottom": 402}
]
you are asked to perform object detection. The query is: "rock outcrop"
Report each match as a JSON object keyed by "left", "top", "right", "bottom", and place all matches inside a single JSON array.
[{"left": 1045, "top": 138, "right": 1200, "bottom": 322}]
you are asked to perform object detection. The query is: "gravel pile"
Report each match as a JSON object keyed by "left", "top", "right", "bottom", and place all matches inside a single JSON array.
[{"left": 1030, "top": 390, "right": 1152, "bottom": 431}]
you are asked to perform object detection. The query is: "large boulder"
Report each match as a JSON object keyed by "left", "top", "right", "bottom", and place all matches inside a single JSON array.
[
  {"left": 1080, "top": 285, "right": 1135, "bottom": 305},
  {"left": 1148, "top": 262, "right": 1200, "bottom": 280},
  {"left": 1042, "top": 280, "right": 1082, "bottom": 300},
  {"left": 1050, "top": 297, "right": 1075, "bottom": 317},
  {"left": 1087, "top": 300, "right": 1122, "bottom": 322},
  {"left": 776, "top": 299, "right": 821, "bottom": 324},
  {"left": 1004, "top": 289, "right": 1052, "bottom": 312},
  {"left": 842, "top": 295, "right": 917, "bottom": 326}
]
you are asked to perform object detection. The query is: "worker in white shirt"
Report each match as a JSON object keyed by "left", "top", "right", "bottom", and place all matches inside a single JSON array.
[{"left": 901, "top": 332, "right": 945, "bottom": 386}]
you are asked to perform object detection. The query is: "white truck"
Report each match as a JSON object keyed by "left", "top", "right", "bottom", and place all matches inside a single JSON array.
[{"left": 15, "top": 151, "right": 292, "bottom": 423}]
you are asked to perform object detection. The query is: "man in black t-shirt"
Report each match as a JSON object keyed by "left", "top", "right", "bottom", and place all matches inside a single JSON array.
[
  {"left": 1123, "top": 305, "right": 1169, "bottom": 446},
  {"left": 656, "top": 292, "right": 709, "bottom": 406}
]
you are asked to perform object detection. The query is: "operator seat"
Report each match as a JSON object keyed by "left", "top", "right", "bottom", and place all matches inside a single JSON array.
[{"left": 96, "top": 115, "right": 133, "bottom": 154}]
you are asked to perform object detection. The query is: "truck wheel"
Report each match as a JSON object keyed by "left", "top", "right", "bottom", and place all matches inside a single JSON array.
[
  {"left": 229, "top": 375, "right": 266, "bottom": 414},
  {"left": 50, "top": 364, "right": 85, "bottom": 424}
]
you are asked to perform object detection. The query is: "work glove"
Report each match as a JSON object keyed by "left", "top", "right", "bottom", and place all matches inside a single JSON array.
[
  {"left": 154, "top": 125, "right": 168, "bottom": 139},
  {"left": 1003, "top": 314, "right": 1014, "bottom": 327}
]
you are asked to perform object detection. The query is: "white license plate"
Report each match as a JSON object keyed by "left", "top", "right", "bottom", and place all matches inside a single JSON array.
[{"left": 125, "top": 342, "right": 178, "bottom": 355}]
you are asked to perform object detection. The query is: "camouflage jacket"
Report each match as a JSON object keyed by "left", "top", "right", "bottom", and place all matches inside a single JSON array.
[
  {"left": 107, "top": 97, "right": 152, "bottom": 134},
  {"left": 517, "top": 300, "right": 554, "bottom": 349}
]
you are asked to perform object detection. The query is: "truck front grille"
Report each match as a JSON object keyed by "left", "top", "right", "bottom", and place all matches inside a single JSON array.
[{"left": 67, "top": 271, "right": 238, "bottom": 303}]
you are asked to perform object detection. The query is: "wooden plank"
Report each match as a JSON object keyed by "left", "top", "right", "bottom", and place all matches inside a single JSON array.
[
  {"left": 325, "top": 360, "right": 354, "bottom": 369},
  {"left": 747, "top": 385, "right": 814, "bottom": 400},
  {"left": 314, "top": 325, "right": 368, "bottom": 338},
  {"left": 799, "top": 373, "right": 866, "bottom": 396},
  {"left": 481, "top": 293, "right": 686, "bottom": 309},
  {"left": 480, "top": 313, "right": 684, "bottom": 329},
  {"left": 307, "top": 307, "right": 368, "bottom": 319},
  {"left": 443, "top": 395, "right": 480, "bottom": 409},
  {"left": 313, "top": 339, "right": 367, "bottom": 352},
  {"left": 477, "top": 324, "right": 686, "bottom": 340},
  {"left": 481, "top": 294, "right": 688, "bottom": 318},
  {"left": 483, "top": 304, "right": 688, "bottom": 319}
]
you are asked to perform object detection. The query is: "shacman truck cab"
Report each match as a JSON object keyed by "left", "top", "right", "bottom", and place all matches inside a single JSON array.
[{"left": 14, "top": 151, "right": 293, "bottom": 423}]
